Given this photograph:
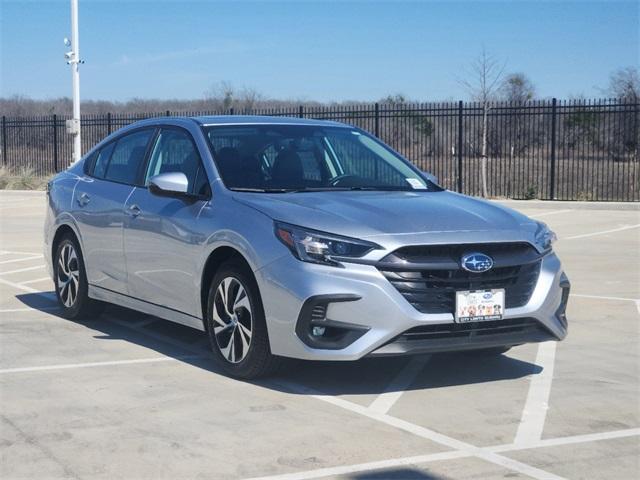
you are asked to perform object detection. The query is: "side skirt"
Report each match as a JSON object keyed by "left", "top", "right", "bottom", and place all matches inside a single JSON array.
[{"left": 89, "top": 284, "right": 205, "bottom": 331}]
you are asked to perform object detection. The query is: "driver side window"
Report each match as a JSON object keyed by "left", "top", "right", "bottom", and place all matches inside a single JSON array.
[{"left": 145, "top": 128, "right": 210, "bottom": 196}]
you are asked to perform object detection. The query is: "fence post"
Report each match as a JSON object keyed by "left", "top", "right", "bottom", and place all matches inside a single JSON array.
[
  {"left": 1, "top": 116, "right": 6, "bottom": 166},
  {"left": 374, "top": 103, "right": 380, "bottom": 137},
  {"left": 549, "top": 98, "right": 557, "bottom": 200},
  {"left": 53, "top": 114, "right": 59, "bottom": 172},
  {"left": 298, "top": 105, "right": 304, "bottom": 118},
  {"left": 457, "top": 100, "right": 463, "bottom": 192},
  {"left": 166, "top": 110, "right": 170, "bottom": 117},
  {"left": 230, "top": 107, "right": 234, "bottom": 116},
  {"left": 107, "top": 112, "right": 112, "bottom": 135}
]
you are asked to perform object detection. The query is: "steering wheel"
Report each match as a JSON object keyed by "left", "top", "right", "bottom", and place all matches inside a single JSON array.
[{"left": 330, "top": 174, "right": 360, "bottom": 187}]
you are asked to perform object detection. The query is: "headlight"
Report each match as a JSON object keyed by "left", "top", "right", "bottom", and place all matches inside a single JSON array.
[
  {"left": 534, "top": 222, "right": 557, "bottom": 253},
  {"left": 274, "top": 222, "right": 381, "bottom": 266}
]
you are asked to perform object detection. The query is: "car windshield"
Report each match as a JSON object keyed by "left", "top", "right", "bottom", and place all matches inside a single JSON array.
[{"left": 202, "top": 124, "right": 435, "bottom": 192}]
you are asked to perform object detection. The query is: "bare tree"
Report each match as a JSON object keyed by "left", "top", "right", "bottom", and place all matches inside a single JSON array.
[
  {"left": 499, "top": 73, "right": 537, "bottom": 158},
  {"left": 604, "top": 67, "right": 639, "bottom": 160},
  {"left": 237, "top": 87, "right": 264, "bottom": 112},
  {"left": 204, "top": 81, "right": 236, "bottom": 110},
  {"left": 459, "top": 48, "right": 505, "bottom": 197},
  {"left": 605, "top": 67, "right": 639, "bottom": 102},
  {"left": 500, "top": 73, "right": 535, "bottom": 104}
]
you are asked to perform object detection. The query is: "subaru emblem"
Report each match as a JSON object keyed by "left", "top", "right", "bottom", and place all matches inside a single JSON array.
[{"left": 461, "top": 252, "right": 494, "bottom": 273}]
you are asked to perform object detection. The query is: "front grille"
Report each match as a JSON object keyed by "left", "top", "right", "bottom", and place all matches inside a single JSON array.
[
  {"left": 399, "top": 318, "right": 543, "bottom": 341},
  {"left": 378, "top": 243, "right": 542, "bottom": 314}
]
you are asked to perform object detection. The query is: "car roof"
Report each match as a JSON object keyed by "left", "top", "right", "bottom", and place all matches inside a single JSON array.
[{"left": 191, "top": 115, "right": 348, "bottom": 128}]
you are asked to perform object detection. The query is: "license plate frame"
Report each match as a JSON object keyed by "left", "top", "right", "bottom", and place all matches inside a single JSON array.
[{"left": 455, "top": 288, "right": 505, "bottom": 323}]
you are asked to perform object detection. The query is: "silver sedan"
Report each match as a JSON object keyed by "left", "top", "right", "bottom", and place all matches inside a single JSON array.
[{"left": 44, "top": 116, "right": 569, "bottom": 378}]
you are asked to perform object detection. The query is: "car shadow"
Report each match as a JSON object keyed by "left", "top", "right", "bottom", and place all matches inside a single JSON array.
[
  {"left": 348, "top": 469, "right": 439, "bottom": 480},
  {"left": 16, "top": 292, "right": 542, "bottom": 397}
]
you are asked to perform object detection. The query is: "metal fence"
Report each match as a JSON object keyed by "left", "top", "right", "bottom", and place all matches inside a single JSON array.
[{"left": 1, "top": 99, "right": 638, "bottom": 201}]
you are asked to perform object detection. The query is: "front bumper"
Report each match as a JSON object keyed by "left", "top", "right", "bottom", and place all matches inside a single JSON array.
[{"left": 256, "top": 252, "right": 568, "bottom": 361}]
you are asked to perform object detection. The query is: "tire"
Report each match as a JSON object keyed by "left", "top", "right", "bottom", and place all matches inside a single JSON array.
[
  {"left": 465, "top": 346, "right": 512, "bottom": 356},
  {"left": 53, "top": 234, "right": 104, "bottom": 320},
  {"left": 205, "top": 259, "right": 282, "bottom": 379}
]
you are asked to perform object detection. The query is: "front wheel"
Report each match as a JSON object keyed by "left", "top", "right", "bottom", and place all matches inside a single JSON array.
[{"left": 205, "top": 260, "right": 281, "bottom": 379}]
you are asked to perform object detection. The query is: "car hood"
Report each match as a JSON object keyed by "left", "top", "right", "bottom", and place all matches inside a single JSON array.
[{"left": 233, "top": 190, "right": 539, "bottom": 247}]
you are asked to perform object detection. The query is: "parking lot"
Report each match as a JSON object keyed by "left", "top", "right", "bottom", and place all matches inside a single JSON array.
[{"left": 0, "top": 189, "right": 638, "bottom": 480}]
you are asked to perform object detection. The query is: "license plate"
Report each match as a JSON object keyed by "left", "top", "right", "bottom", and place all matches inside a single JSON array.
[{"left": 455, "top": 289, "right": 505, "bottom": 323}]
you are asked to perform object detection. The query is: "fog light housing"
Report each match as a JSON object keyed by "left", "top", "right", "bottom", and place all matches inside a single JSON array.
[
  {"left": 312, "top": 326, "right": 326, "bottom": 336},
  {"left": 295, "top": 294, "right": 369, "bottom": 349}
]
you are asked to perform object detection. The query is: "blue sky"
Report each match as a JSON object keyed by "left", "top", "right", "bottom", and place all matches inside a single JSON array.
[{"left": 1, "top": 0, "right": 638, "bottom": 102}]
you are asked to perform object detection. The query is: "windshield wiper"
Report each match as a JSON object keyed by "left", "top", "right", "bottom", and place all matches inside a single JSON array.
[
  {"left": 344, "top": 186, "right": 418, "bottom": 192},
  {"left": 229, "top": 187, "right": 299, "bottom": 193}
]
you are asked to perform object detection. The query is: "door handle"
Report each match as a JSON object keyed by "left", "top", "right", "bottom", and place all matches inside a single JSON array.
[
  {"left": 77, "top": 192, "right": 90, "bottom": 207},
  {"left": 127, "top": 204, "right": 141, "bottom": 218}
]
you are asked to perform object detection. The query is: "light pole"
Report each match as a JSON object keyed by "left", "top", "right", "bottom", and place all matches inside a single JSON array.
[{"left": 64, "top": 0, "right": 82, "bottom": 164}]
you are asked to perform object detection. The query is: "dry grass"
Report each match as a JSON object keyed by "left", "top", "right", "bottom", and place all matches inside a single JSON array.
[{"left": 0, "top": 166, "right": 50, "bottom": 190}]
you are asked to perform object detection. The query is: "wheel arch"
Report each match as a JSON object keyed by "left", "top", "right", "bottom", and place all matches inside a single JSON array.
[
  {"left": 200, "top": 246, "right": 255, "bottom": 325},
  {"left": 51, "top": 223, "right": 81, "bottom": 262}
]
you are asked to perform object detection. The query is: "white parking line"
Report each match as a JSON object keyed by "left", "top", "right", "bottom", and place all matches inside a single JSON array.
[
  {"left": 514, "top": 341, "right": 557, "bottom": 446},
  {"left": 0, "top": 306, "right": 58, "bottom": 313},
  {"left": 0, "top": 255, "right": 43, "bottom": 265},
  {"left": 368, "top": 355, "right": 431, "bottom": 414},
  {"left": 532, "top": 209, "right": 573, "bottom": 218},
  {"left": 0, "top": 355, "right": 203, "bottom": 374},
  {"left": 564, "top": 224, "right": 640, "bottom": 240},
  {"left": 0, "top": 277, "right": 41, "bottom": 293},
  {"left": 0, "top": 250, "right": 42, "bottom": 256},
  {"left": 20, "top": 276, "right": 51, "bottom": 286},
  {"left": 491, "top": 428, "right": 640, "bottom": 453},
  {"left": 246, "top": 428, "right": 640, "bottom": 480},
  {"left": 0, "top": 264, "right": 45, "bottom": 275},
  {"left": 275, "top": 381, "right": 566, "bottom": 480},
  {"left": 571, "top": 293, "right": 639, "bottom": 302}
]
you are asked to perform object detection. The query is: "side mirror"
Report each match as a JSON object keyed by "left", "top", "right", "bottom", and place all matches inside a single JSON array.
[
  {"left": 421, "top": 171, "right": 439, "bottom": 185},
  {"left": 148, "top": 172, "right": 189, "bottom": 198}
]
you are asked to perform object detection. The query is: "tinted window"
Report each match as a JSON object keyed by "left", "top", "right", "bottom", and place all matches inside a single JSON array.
[
  {"left": 145, "top": 128, "right": 210, "bottom": 196},
  {"left": 92, "top": 142, "right": 115, "bottom": 179},
  {"left": 104, "top": 129, "right": 154, "bottom": 185}
]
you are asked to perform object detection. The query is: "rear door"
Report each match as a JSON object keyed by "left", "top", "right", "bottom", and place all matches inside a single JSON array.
[
  {"left": 123, "top": 127, "right": 212, "bottom": 317},
  {"left": 73, "top": 128, "right": 155, "bottom": 294}
]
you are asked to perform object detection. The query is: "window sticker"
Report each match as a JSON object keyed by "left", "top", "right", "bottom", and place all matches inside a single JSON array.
[{"left": 406, "top": 178, "right": 427, "bottom": 189}]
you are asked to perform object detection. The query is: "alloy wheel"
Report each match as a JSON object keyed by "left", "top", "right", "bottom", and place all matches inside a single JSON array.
[
  {"left": 212, "top": 277, "right": 253, "bottom": 363},
  {"left": 57, "top": 243, "right": 80, "bottom": 307}
]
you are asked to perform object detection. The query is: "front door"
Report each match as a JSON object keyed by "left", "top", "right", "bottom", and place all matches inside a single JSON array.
[{"left": 123, "top": 127, "right": 212, "bottom": 317}]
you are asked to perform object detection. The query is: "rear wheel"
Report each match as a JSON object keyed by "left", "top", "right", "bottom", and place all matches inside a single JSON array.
[
  {"left": 206, "top": 260, "right": 281, "bottom": 379},
  {"left": 54, "top": 235, "right": 103, "bottom": 320}
]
